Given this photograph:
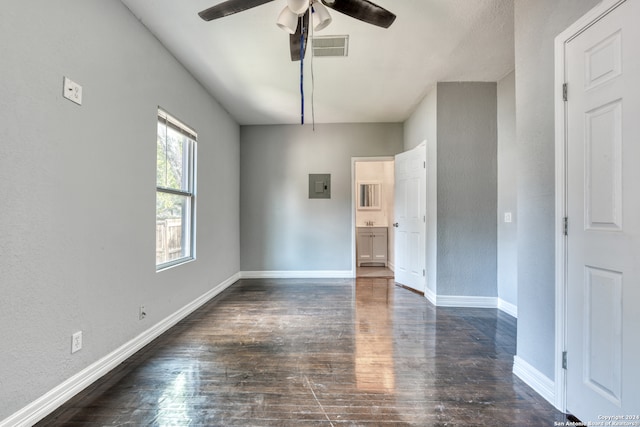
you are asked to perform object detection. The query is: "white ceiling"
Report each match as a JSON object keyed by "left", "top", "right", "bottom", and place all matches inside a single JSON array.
[{"left": 120, "top": 0, "right": 514, "bottom": 125}]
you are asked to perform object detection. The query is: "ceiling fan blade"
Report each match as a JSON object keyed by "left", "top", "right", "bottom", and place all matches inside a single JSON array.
[
  {"left": 289, "top": 10, "right": 310, "bottom": 61},
  {"left": 198, "top": 0, "right": 275, "bottom": 21},
  {"left": 321, "top": 0, "right": 396, "bottom": 28}
]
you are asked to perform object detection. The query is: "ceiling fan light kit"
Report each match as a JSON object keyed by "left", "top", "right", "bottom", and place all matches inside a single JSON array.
[{"left": 278, "top": 1, "right": 332, "bottom": 33}]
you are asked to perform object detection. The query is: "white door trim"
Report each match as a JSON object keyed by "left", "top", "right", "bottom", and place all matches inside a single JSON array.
[
  {"left": 553, "top": 0, "right": 627, "bottom": 412},
  {"left": 351, "top": 156, "right": 395, "bottom": 277}
]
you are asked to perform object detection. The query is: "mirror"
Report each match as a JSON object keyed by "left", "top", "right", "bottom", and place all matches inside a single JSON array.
[{"left": 358, "top": 182, "right": 381, "bottom": 210}]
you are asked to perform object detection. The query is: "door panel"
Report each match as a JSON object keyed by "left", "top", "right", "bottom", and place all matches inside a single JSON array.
[
  {"left": 565, "top": 0, "right": 640, "bottom": 420},
  {"left": 372, "top": 231, "right": 387, "bottom": 263},
  {"left": 584, "top": 100, "right": 622, "bottom": 230},
  {"left": 583, "top": 266, "right": 622, "bottom": 405},
  {"left": 357, "top": 232, "right": 372, "bottom": 263}
]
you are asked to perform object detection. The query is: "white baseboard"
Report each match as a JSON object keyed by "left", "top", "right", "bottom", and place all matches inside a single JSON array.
[
  {"left": 240, "top": 270, "right": 353, "bottom": 279},
  {"left": 1, "top": 272, "right": 240, "bottom": 427},
  {"left": 497, "top": 298, "right": 518, "bottom": 318},
  {"left": 424, "top": 286, "right": 437, "bottom": 305},
  {"left": 424, "top": 294, "right": 518, "bottom": 318},
  {"left": 513, "top": 355, "right": 556, "bottom": 406},
  {"left": 435, "top": 295, "right": 498, "bottom": 309}
]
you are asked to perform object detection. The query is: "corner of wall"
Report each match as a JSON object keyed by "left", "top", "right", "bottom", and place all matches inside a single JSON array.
[{"left": 513, "top": 355, "right": 556, "bottom": 408}]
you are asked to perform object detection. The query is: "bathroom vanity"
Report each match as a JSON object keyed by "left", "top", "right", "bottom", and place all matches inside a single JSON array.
[{"left": 356, "top": 226, "right": 388, "bottom": 267}]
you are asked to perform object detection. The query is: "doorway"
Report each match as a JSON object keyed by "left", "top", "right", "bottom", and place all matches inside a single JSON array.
[{"left": 352, "top": 158, "right": 395, "bottom": 279}]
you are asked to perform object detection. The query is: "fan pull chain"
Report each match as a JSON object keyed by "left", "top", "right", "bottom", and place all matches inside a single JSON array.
[
  {"left": 300, "top": 15, "right": 305, "bottom": 125},
  {"left": 310, "top": 4, "right": 316, "bottom": 131}
]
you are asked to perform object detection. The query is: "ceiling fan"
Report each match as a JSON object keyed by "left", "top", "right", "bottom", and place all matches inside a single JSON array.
[{"left": 198, "top": 0, "right": 396, "bottom": 61}]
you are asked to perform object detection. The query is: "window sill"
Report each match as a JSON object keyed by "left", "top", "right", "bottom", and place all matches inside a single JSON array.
[{"left": 156, "top": 256, "right": 195, "bottom": 272}]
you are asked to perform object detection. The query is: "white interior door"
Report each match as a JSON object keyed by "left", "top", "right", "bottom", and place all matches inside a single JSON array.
[
  {"left": 565, "top": 0, "right": 640, "bottom": 420},
  {"left": 394, "top": 144, "right": 426, "bottom": 293}
]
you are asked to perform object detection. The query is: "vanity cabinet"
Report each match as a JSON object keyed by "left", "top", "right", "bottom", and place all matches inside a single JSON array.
[{"left": 357, "top": 227, "right": 388, "bottom": 267}]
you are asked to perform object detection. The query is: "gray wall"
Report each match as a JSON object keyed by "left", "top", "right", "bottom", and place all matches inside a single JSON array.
[
  {"left": 404, "top": 88, "right": 437, "bottom": 152},
  {"left": 403, "top": 88, "right": 438, "bottom": 295},
  {"left": 497, "top": 71, "right": 518, "bottom": 309},
  {"left": 514, "top": 0, "right": 600, "bottom": 379},
  {"left": 240, "top": 123, "right": 403, "bottom": 272},
  {"left": 0, "top": 1, "right": 240, "bottom": 419},
  {"left": 437, "top": 82, "right": 497, "bottom": 297}
]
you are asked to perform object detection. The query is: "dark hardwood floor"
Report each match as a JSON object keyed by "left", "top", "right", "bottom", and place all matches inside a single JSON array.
[{"left": 37, "top": 278, "right": 569, "bottom": 426}]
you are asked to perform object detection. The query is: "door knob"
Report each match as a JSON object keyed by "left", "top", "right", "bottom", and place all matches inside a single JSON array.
[{"left": 393, "top": 223, "right": 399, "bottom": 227}]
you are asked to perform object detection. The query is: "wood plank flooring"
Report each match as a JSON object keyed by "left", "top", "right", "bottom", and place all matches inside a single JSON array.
[{"left": 37, "top": 278, "right": 569, "bottom": 426}]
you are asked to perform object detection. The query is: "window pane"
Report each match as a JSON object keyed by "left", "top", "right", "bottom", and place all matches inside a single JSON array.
[
  {"left": 156, "top": 191, "right": 192, "bottom": 266},
  {"left": 157, "top": 122, "right": 193, "bottom": 192}
]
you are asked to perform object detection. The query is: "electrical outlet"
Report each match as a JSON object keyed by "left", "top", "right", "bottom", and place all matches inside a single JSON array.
[
  {"left": 71, "top": 331, "right": 82, "bottom": 354},
  {"left": 62, "top": 76, "right": 83, "bottom": 105},
  {"left": 139, "top": 306, "right": 146, "bottom": 320}
]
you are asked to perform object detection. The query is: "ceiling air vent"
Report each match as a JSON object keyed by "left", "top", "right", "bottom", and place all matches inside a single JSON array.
[{"left": 312, "top": 35, "right": 349, "bottom": 57}]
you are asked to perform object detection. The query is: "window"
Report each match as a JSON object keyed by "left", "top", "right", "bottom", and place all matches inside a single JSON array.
[{"left": 156, "top": 108, "right": 196, "bottom": 269}]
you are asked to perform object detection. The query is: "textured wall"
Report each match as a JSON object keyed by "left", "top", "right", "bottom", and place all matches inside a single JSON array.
[
  {"left": 404, "top": 87, "right": 438, "bottom": 153},
  {"left": 514, "top": 0, "right": 600, "bottom": 380},
  {"left": 497, "top": 71, "right": 518, "bottom": 309},
  {"left": 0, "top": 1, "right": 240, "bottom": 419},
  {"left": 240, "top": 123, "right": 403, "bottom": 272},
  {"left": 437, "top": 82, "right": 497, "bottom": 297},
  {"left": 403, "top": 88, "right": 438, "bottom": 294}
]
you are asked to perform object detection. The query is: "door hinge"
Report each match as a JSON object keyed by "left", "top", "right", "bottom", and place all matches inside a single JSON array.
[
  {"left": 423, "top": 215, "right": 426, "bottom": 223},
  {"left": 562, "top": 351, "right": 568, "bottom": 370},
  {"left": 423, "top": 269, "right": 426, "bottom": 277},
  {"left": 563, "top": 217, "right": 568, "bottom": 236},
  {"left": 423, "top": 161, "right": 426, "bottom": 169},
  {"left": 562, "top": 83, "right": 568, "bottom": 102}
]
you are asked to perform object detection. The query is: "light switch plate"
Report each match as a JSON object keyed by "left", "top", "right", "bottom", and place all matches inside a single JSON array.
[
  {"left": 504, "top": 212, "right": 513, "bottom": 223},
  {"left": 63, "top": 77, "right": 83, "bottom": 105}
]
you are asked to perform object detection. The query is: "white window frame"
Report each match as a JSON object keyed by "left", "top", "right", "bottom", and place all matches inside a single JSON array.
[{"left": 156, "top": 108, "right": 197, "bottom": 271}]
